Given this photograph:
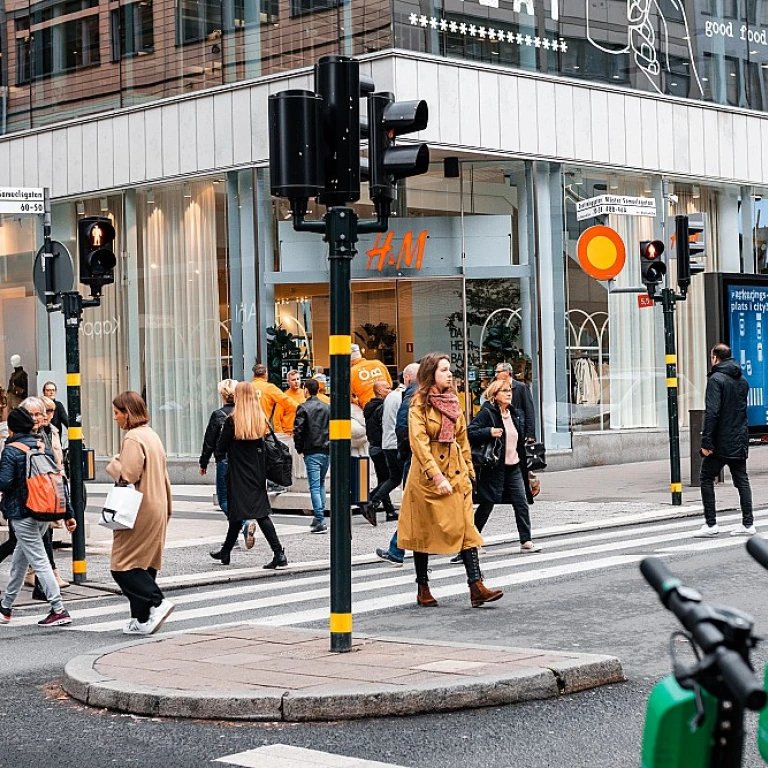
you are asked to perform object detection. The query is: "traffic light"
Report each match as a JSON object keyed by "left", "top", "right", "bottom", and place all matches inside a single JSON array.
[
  {"left": 78, "top": 216, "right": 116, "bottom": 293},
  {"left": 365, "top": 91, "right": 429, "bottom": 211},
  {"left": 640, "top": 239, "right": 666, "bottom": 296},
  {"left": 675, "top": 214, "right": 706, "bottom": 294}
]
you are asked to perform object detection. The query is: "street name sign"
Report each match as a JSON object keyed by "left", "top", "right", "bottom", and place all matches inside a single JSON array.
[
  {"left": 0, "top": 187, "right": 44, "bottom": 214},
  {"left": 577, "top": 195, "right": 656, "bottom": 221}
]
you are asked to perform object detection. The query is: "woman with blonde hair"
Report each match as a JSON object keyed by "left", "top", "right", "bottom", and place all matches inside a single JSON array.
[
  {"left": 398, "top": 353, "right": 503, "bottom": 608},
  {"left": 211, "top": 381, "right": 287, "bottom": 569}
]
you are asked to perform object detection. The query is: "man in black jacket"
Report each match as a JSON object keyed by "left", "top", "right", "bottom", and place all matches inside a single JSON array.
[
  {"left": 696, "top": 343, "right": 755, "bottom": 538},
  {"left": 293, "top": 379, "right": 330, "bottom": 534}
]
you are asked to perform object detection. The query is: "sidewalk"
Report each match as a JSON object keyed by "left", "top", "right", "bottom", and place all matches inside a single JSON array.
[{"left": 33, "top": 454, "right": 768, "bottom": 722}]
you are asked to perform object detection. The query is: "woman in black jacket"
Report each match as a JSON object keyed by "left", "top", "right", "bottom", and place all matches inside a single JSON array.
[
  {"left": 210, "top": 382, "right": 287, "bottom": 569},
  {"left": 467, "top": 379, "right": 539, "bottom": 553}
]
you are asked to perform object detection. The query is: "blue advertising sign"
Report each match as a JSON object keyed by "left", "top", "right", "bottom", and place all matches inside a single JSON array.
[{"left": 727, "top": 284, "right": 768, "bottom": 428}]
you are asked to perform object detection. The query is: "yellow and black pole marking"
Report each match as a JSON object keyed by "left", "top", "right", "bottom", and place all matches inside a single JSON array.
[
  {"left": 662, "top": 291, "right": 683, "bottom": 506},
  {"left": 63, "top": 293, "right": 88, "bottom": 582},
  {"left": 328, "top": 209, "right": 357, "bottom": 652}
]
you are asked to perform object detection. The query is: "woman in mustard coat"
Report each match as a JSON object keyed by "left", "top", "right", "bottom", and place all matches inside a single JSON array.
[{"left": 398, "top": 352, "right": 504, "bottom": 608}]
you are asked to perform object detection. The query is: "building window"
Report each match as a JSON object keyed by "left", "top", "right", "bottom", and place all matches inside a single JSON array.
[
  {"left": 176, "top": 0, "right": 222, "bottom": 44},
  {"left": 289, "top": 0, "right": 341, "bottom": 19},
  {"left": 14, "top": 0, "right": 100, "bottom": 84},
  {"left": 111, "top": 1, "right": 154, "bottom": 61}
]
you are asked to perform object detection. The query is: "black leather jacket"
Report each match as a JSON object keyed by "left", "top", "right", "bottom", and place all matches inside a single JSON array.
[
  {"left": 293, "top": 396, "right": 330, "bottom": 455},
  {"left": 701, "top": 358, "right": 749, "bottom": 459},
  {"left": 199, "top": 402, "right": 234, "bottom": 468}
]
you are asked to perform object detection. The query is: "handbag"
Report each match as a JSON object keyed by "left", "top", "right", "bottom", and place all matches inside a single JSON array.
[
  {"left": 525, "top": 442, "right": 547, "bottom": 471},
  {"left": 263, "top": 422, "right": 293, "bottom": 487},
  {"left": 471, "top": 436, "right": 502, "bottom": 469},
  {"left": 99, "top": 483, "right": 143, "bottom": 530}
]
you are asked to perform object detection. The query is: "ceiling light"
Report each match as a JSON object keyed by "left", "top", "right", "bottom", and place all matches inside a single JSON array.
[
  {"left": 692, "top": 185, "right": 700, "bottom": 199},
  {"left": 76, "top": 201, "right": 84, "bottom": 215},
  {"left": 100, "top": 197, "right": 108, "bottom": 212},
  {"left": 146, "top": 188, "right": 155, "bottom": 205},
  {"left": 183, "top": 183, "right": 192, "bottom": 199}
]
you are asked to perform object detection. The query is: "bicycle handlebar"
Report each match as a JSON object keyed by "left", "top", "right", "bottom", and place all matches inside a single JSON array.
[
  {"left": 747, "top": 537, "right": 768, "bottom": 572},
  {"left": 641, "top": 557, "right": 766, "bottom": 712}
]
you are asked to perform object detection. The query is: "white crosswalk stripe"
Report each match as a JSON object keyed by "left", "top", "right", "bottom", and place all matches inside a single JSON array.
[{"left": 5, "top": 510, "right": 764, "bottom": 633}]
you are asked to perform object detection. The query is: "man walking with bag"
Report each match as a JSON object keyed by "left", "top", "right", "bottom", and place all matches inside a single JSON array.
[{"left": 695, "top": 343, "right": 755, "bottom": 538}]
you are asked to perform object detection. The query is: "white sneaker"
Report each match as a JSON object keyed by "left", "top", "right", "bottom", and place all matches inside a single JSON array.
[
  {"left": 694, "top": 524, "right": 719, "bottom": 538},
  {"left": 144, "top": 599, "right": 175, "bottom": 635},
  {"left": 730, "top": 525, "right": 757, "bottom": 536},
  {"left": 123, "top": 618, "right": 151, "bottom": 635}
]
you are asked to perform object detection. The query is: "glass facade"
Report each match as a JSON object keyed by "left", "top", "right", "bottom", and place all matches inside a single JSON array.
[{"left": 3, "top": 0, "right": 768, "bottom": 135}]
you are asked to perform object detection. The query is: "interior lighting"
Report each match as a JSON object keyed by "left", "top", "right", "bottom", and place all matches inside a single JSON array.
[
  {"left": 100, "top": 197, "right": 109, "bottom": 212},
  {"left": 692, "top": 185, "right": 701, "bottom": 199}
]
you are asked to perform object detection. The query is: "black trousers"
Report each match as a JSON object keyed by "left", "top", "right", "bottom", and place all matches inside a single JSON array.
[
  {"left": 0, "top": 523, "right": 17, "bottom": 564},
  {"left": 111, "top": 567, "right": 164, "bottom": 623},
  {"left": 700, "top": 455, "right": 753, "bottom": 528},
  {"left": 223, "top": 517, "right": 282, "bottom": 554},
  {"left": 369, "top": 447, "right": 390, "bottom": 497},
  {"left": 371, "top": 449, "right": 403, "bottom": 507},
  {"left": 475, "top": 464, "right": 531, "bottom": 542}
]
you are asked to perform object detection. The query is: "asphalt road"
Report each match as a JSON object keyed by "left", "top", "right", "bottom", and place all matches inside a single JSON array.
[{"left": 4, "top": 515, "right": 768, "bottom": 768}]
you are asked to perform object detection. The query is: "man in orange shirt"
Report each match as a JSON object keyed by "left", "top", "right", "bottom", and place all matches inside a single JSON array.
[
  {"left": 350, "top": 344, "right": 392, "bottom": 408},
  {"left": 274, "top": 369, "right": 306, "bottom": 433},
  {"left": 252, "top": 363, "right": 297, "bottom": 431},
  {"left": 314, "top": 373, "right": 330, "bottom": 404}
]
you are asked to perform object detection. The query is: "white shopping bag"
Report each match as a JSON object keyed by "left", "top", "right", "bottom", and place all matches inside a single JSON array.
[{"left": 99, "top": 484, "right": 143, "bottom": 530}]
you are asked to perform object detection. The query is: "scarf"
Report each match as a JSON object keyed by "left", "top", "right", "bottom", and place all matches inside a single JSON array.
[{"left": 428, "top": 387, "right": 461, "bottom": 442}]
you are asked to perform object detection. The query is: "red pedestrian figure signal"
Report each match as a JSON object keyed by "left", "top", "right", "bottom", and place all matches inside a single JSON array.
[
  {"left": 78, "top": 216, "right": 116, "bottom": 294},
  {"left": 90, "top": 225, "right": 104, "bottom": 247},
  {"left": 640, "top": 239, "right": 666, "bottom": 297}
]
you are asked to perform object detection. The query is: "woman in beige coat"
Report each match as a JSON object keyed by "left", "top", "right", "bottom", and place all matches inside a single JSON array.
[
  {"left": 106, "top": 391, "right": 174, "bottom": 635},
  {"left": 398, "top": 353, "right": 504, "bottom": 608}
]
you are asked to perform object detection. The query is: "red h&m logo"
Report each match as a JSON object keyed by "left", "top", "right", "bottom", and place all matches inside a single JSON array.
[{"left": 366, "top": 230, "right": 428, "bottom": 272}]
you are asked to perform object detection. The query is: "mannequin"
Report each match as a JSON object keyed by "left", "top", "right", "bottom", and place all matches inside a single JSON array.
[{"left": 7, "top": 355, "right": 28, "bottom": 410}]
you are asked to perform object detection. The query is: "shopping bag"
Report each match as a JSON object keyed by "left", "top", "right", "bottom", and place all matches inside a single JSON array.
[
  {"left": 264, "top": 423, "right": 293, "bottom": 487},
  {"left": 99, "top": 484, "right": 143, "bottom": 530}
]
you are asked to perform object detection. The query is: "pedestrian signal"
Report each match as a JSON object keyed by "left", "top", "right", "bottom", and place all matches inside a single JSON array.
[
  {"left": 78, "top": 216, "right": 116, "bottom": 294},
  {"left": 640, "top": 239, "right": 666, "bottom": 297}
]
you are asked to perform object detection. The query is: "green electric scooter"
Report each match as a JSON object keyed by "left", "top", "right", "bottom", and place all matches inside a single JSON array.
[
  {"left": 640, "top": 556, "right": 767, "bottom": 768},
  {"left": 746, "top": 537, "right": 768, "bottom": 764}
]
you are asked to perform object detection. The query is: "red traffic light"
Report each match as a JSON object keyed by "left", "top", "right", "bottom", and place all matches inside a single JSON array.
[
  {"left": 87, "top": 221, "right": 115, "bottom": 249},
  {"left": 642, "top": 240, "right": 665, "bottom": 260}
]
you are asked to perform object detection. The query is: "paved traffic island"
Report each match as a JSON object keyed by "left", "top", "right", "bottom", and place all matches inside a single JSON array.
[{"left": 62, "top": 626, "right": 624, "bottom": 721}]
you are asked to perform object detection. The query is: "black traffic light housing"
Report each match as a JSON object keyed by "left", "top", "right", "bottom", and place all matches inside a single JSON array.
[
  {"left": 675, "top": 214, "right": 706, "bottom": 296},
  {"left": 640, "top": 239, "right": 666, "bottom": 297},
  {"left": 78, "top": 216, "right": 116, "bottom": 294}
]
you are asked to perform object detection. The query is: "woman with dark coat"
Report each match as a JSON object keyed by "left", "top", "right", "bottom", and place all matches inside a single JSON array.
[
  {"left": 210, "top": 381, "right": 287, "bottom": 569},
  {"left": 467, "top": 379, "right": 539, "bottom": 553}
]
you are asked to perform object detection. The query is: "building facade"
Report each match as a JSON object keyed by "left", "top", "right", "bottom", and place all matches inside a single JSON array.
[{"left": 1, "top": 0, "right": 767, "bottom": 468}]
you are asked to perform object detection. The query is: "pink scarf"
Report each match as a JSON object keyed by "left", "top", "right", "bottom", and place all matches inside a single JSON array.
[{"left": 428, "top": 387, "right": 461, "bottom": 442}]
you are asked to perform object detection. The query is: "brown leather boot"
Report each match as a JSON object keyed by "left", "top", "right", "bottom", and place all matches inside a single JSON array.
[
  {"left": 417, "top": 584, "right": 438, "bottom": 607},
  {"left": 469, "top": 579, "right": 503, "bottom": 608}
]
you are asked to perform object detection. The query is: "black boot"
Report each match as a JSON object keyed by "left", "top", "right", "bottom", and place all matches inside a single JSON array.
[
  {"left": 460, "top": 548, "right": 481, "bottom": 583},
  {"left": 263, "top": 550, "right": 288, "bottom": 570},
  {"left": 382, "top": 497, "right": 398, "bottom": 521},
  {"left": 210, "top": 548, "right": 231, "bottom": 566},
  {"left": 32, "top": 578, "right": 46, "bottom": 601}
]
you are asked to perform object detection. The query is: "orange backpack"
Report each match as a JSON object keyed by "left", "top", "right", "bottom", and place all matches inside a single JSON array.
[{"left": 8, "top": 440, "right": 68, "bottom": 520}]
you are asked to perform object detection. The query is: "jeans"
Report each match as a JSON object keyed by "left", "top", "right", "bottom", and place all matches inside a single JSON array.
[
  {"left": 304, "top": 453, "right": 330, "bottom": 525},
  {"left": 475, "top": 464, "right": 532, "bottom": 542},
  {"left": 700, "top": 455, "right": 753, "bottom": 528},
  {"left": 215, "top": 460, "right": 229, "bottom": 516},
  {"left": 2, "top": 517, "right": 63, "bottom": 613},
  {"left": 111, "top": 567, "right": 164, "bottom": 623},
  {"left": 371, "top": 449, "right": 403, "bottom": 510}
]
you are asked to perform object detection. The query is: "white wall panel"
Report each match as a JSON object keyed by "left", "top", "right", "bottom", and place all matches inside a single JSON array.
[
  {"left": 606, "top": 92, "right": 626, "bottom": 166},
  {"left": 213, "top": 93, "right": 234, "bottom": 170},
  {"left": 536, "top": 80, "right": 557, "bottom": 157},
  {"left": 639, "top": 98, "right": 658, "bottom": 171},
  {"left": 81, "top": 124, "right": 98, "bottom": 191},
  {"left": 672, "top": 104, "right": 690, "bottom": 173},
  {"left": 416, "top": 60, "right": 440, "bottom": 143},
  {"left": 656, "top": 101, "right": 673, "bottom": 170},
  {"left": 517, "top": 77, "right": 538, "bottom": 155},
  {"left": 144, "top": 109, "right": 163, "bottom": 181},
  {"left": 0, "top": 141, "right": 13, "bottom": 187},
  {"left": 51, "top": 131, "right": 68, "bottom": 197},
  {"left": 96, "top": 121, "right": 114, "bottom": 190},
  {"left": 498, "top": 75, "right": 519, "bottom": 152},
  {"left": 761, "top": 121, "right": 768, "bottom": 184},
  {"left": 688, "top": 107, "right": 705, "bottom": 176},
  {"left": 478, "top": 70, "right": 500, "bottom": 150},
  {"left": 624, "top": 96, "right": 642, "bottom": 168},
  {"left": 395, "top": 57, "right": 420, "bottom": 102},
  {"left": 178, "top": 100, "right": 198, "bottom": 174},
  {"left": 590, "top": 90, "right": 609, "bottom": 163},
  {"left": 37, "top": 133, "right": 52, "bottom": 191},
  {"left": 161, "top": 103, "right": 180, "bottom": 178},
  {"left": 554, "top": 84, "right": 575, "bottom": 159},
  {"left": 717, "top": 111, "right": 734, "bottom": 178},
  {"left": 458, "top": 67, "right": 481, "bottom": 147},
  {"left": 66, "top": 126, "right": 83, "bottom": 194},
  {"left": 196, "top": 97, "right": 215, "bottom": 171},
  {"left": 572, "top": 85, "right": 593, "bottom": 162},
  {"left": 437, "top": 65, "right": 461, "bottom": 146},
  {"left": 22, "top": 136, "right": 38, "bottom": 188},
  {"left": 112, "top": 115, "right": 130, "bottom": 186},
  {"left": 128, "top": 113, "right": 146, "bottom": 183},
  {"left": 702, "top": 110, "right": 719, "bottom": 177},
  {"left": 747, "top": 119, "right": 762, "bottom": 185},
  {"left": 231, "top": 89, "right": 253, "bottom": 165},
  {"left": 732, "top": 114, "right": 748, "bottom": 180},
  {"left": 9, "top": 137, "right": 24, "bottom": 186},
  {"left": 251, "top": 88, "right": 269, "bottom": 161}
]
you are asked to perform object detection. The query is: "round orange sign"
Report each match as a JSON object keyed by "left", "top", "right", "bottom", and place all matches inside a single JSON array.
[{"left": 577, "top": 226, "right": 626, "bottom": 281}]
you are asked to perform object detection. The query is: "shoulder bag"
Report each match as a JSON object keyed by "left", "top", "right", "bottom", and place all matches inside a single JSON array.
[
  {"left": 263, "top": 422, "right": 293, "bottom": 487},
  {"left": 525, "top": 442, "right": 547, "bottom": 471},
  {"left": 471, "top": 436, "right": 502, "bottom": 470}
]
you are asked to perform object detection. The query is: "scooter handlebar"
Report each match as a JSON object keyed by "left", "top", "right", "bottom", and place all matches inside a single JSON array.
[
  {"left": 714, "top": 647, "right": 767, "bottom": 711},
  {"left": 747, "top": 536, "right": 768, "bottom": 572},
  {"left": 640, "top": 556, "right": 682, "bottom": 605}
]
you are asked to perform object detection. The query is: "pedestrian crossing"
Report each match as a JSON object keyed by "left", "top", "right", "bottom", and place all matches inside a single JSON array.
[{"left": 4, "top": 510, "right": 765, "bottom": 634}]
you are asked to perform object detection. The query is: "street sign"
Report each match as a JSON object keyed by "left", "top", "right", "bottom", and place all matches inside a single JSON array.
[
  {"left": 0, "top": 187, "right": 44, "bottom": 215},
  {"left": 577, "top": 195, "right": 656, "bottom": 221},
  {"left": 33, "top": 241, "right": 75, "bottom": 305},
  {"left": 577, "top": 225, "right": 626, "bottom": 280},
  {"left": 638, "top": 294, "right": 654, "bottom": 308}
]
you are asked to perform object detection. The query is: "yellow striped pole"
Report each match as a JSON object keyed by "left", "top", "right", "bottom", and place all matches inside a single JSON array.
[{"left": 662, "top": 291, "right": 683, "bottom": 506}]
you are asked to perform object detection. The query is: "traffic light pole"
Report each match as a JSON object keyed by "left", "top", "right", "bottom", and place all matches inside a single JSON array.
[{"left": 660, "top": 287, "right": 683, "bottom": 506}]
